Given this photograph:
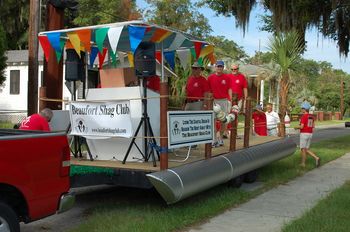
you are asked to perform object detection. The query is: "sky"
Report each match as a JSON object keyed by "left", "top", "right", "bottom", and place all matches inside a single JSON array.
[{"left": 136, "top": 1, "right": 350, "bottom": 73}]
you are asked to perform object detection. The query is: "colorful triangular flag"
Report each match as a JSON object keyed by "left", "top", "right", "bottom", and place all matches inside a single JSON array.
[
  {"left": 76, "top": 29, "right": 92, "bottom": 52},
  {"left": 168, "top": 33, "right": 186, "bottom": 51},
  {"left": 164, "top": 51, "right": 175, "bottom": 70},
  {"left": 38, "top": 35, "right": 51, "bottom": 62},
  {"left": 150, "top": 28, "right": 172, "bottom": 43},
  {"left": 199, "top": 45, "right": 214, "bottom": 58},
  {"left": 108, "top": 26, "right": 124, "bottom": 55},
  {"left": 194, "top": 41, "right": 203, "bottom": 59},
  {"left": 67, "top": 32, "right": 81, "bottom": 57},
  {"left": 98, "top": 48, "right": 108, "bottom": 69},
  {"left": 128, "top": 25, "right": 146, "bottom": 53},
  {"left": 55, "top": 40, "right": 66, "bottom": 62},
  {"left": 95, "top": 27, "right": 109, "bottom": 53},
  {"left": 46, "top": 32, "right": 61, "bottom": 52},
  {"left": 90, "top": 47, "right": 99, "bottom": 68},
  {"left": 176, "top": 49, "right": 190, "bottom": 70},
  {"left": 127, "top": 52, "right": 134, "bottom": 67}
]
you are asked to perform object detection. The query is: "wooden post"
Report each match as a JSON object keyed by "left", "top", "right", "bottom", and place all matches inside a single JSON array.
[
  {"left": 204, "top": 93, "right": 213, "bottom": 159},
  {"left": 229, "top": 115, "right": 237, "bottom": 152},
  {"left": 160, "top": 82, "right": 168, "bottom": 170},
  {"left": 43, "top": 2, "right": 64, "bottom": 110},
  {"left": 39, "top": 87, "right": 47, "bottom": 111},
  {"left": 243, "top": 97, "right": 252, "bottom": 148},
  {"left": 28, "top": 0, "right": 40, "bottom": 115}
]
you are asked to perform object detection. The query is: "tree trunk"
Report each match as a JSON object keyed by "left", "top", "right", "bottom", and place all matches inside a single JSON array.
[{"left": 278, "top": 72, "right": 289, "bottom": 137}]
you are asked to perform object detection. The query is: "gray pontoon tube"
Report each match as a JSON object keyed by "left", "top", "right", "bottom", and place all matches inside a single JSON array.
[{"left": 147, "top": 137, "right": 296, "bottom": 204}]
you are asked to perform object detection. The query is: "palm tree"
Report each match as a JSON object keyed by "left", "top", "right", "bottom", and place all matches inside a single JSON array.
[{"left": 267, "top": 31, "right": 304, "bottom": 136}]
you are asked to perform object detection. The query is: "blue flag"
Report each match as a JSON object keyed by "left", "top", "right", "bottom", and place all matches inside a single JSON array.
[
  {"left": 128, "top": 26, "right": 146, "bottom": 53},
  {"left": 46, "top": 32, "right": 61, "bottom": 52},
  {"left": 90, "top": 47, "right": 99, "bottom": 68},
  {"left": 164, "top": 51, "right": 175, "bottom": 70}
]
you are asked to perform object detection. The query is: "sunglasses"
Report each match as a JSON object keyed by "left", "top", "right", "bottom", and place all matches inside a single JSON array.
[
  {"left": 231, "top": 68, "right": 238, "bottom": 71},
  {"left": 216, "top": 65, "right": 224, "bottom": 68}
]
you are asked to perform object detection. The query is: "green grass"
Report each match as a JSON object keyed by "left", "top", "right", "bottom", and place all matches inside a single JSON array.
[
  {"left": 69, "top": 135, "right": 350, "bottom": 232},
  {"left": 282, "top": 181, "right": 350, "bottom": 232},
  {"left": 0, "top": 121, "right": 15, "bottom": 129}
]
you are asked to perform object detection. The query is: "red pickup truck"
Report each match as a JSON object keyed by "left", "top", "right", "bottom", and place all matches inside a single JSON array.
[{"left": 0, "top": 129, "right": 74, "bottom": 232}]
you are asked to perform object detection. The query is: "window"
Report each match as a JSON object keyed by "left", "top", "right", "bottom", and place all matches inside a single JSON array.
[{"left": 10, "top": 70, "right": 20, "bottom": 95}]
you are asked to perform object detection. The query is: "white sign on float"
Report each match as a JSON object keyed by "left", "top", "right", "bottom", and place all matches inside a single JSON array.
[
  {"left": 168, "top": 111, "right": 214, "bottom": 149},
  {"left": 69, "top": 101, "right": 133, "bottom": 138}
]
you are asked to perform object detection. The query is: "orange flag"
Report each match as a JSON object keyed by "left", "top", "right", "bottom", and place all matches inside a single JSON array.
[
  {"left": 76, "top": 29, "right": 92, "bottom": 52},
  {"left": 150, "top": 28, "right": 172, "bottom": 43}
]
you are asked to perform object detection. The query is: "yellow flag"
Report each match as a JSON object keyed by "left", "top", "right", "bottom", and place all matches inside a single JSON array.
[
  {"left": 67, "top": 32, "right": 81, "bottom": 57},
  {"left": 199, "top": 45, "right": 214, "bottom": 58},
  {"left": 128, "top": 52, "right": 134, "bottom": 67}
]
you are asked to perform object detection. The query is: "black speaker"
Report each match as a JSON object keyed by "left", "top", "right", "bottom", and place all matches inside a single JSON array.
[
  {"left": 134, "top": 42, "right": 156, "bottom": 77},
  {"left": 65, "top": 49, "right": 85, "bottom": 81},
  {"left": 87, "top": 70, "right": 99, "bottom": 88}
]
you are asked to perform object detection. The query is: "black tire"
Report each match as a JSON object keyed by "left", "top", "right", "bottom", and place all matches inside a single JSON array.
[
  {"left": 228, "top": 175, "right": 243, "bottom": 188},
  {"left": 345, "top": 122, "right": 350, "bottom": 128},
  {"left": 0, "top": 201, "right": 20, "bottom": 232},
  {"left": 244, "top": 170, "right": 258, "bottom": 183}
]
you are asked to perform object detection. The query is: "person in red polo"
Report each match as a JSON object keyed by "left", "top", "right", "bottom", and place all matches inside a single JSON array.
[
  {"left": 294, "top": 102, "right": 320, "bottom": 168},
  {"left": 184, "top": 62, "right": 210, "bottom": 111},
  {"left": 208, "top": 60, "right": 232, "bottom": 147},
  {"left": 252, "top": 104, "right": 267, "bottom": 136},
  {"left": 19, "top": 108, "right": 53, "bottom": 131},
  {"left": 229, "top": 64, "right": 248, "bottom": 112}
]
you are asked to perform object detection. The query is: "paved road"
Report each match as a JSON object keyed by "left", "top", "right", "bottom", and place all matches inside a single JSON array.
[{"left": 21, "top": 125, "right": 350, "bottom": 232}]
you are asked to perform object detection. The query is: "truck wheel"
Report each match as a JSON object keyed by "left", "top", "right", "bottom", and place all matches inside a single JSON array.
[
  {"left": 244, "top": 170, "right": 258, "bottom": 183},
  {"left": 228, "top": 175, "right": 243, "bottom": 188},
  {"left": 0, "top": 202, "right": 20, "bottom": 232}
]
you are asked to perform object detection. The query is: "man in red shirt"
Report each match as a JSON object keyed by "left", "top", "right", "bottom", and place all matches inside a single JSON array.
[
  {"left": 208, "top": 60, "right": 232, "bottom": 147},
  {"left": 229, "top": 64, "right": 248, "bottom": 112},
  {"left": 252, "top": 104, "right": 267, "bottom": 136},
  {"left": 294, "top": 102, "right": 320, "bottom": 168},
  {"left": 184, "top": 62, "right": 210, "bottom": 111},
  {"left": 19, "top": 108, "right": 53, "bottom": 131}
]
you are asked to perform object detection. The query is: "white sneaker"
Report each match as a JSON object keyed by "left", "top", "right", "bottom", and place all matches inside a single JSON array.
[
  {"left": 212, "top": 141, "right": 219, "bottom": 148},
  {"left": 218, "top": 139, "right": 224, "bottom": 146}
]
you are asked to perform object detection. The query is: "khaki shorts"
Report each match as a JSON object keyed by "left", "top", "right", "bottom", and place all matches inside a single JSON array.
[
  {"left": 214, "top": 99, "right": 230, "bottom": 113},
  {"left": 300, "top": 133, "right": 312, "bottom": 149}
]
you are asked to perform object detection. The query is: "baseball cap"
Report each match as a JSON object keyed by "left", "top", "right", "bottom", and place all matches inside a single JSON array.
[
  {"left": 255, "top": 104, "right": 262, "bottom": 110},
  {"left": 301, "top": 102, "right": 311, "bottom": 110},
  {"left": 215, "top": 60, "right": 224, "bottom": 66},
  {"left": 192, "top": 61, "right": 203, "bottom": 69}
]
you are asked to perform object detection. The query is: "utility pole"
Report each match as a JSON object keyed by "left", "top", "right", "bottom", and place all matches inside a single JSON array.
[
  {"left": 340, "top": 76, "right": 344, "bottom": 120},
  {"left": 28, "top": 0, "right": 40, "bottom": 115}
]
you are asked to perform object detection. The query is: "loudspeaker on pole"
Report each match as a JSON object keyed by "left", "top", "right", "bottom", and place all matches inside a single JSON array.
[
  {"left": 65, "top": 49, "right": 86, "bottom": 81},
  {"left": 134, "top": 42, "right": 156, "bottom": 78}
]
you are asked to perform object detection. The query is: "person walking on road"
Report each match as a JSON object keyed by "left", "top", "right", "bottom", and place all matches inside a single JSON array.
[
  {"left": 265, "top": 103, "right": 280, "bottom": 136},
  {"left": 294, "top": 101, "right": 321, "bottom": 168}
]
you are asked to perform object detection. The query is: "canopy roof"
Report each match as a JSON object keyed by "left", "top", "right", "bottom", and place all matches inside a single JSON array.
[
  {"left": 38, "top": 20, "right": 215, "bottom": 69},
  {"left": 39, "top": 20, "right": 209, "bottom": 51}
]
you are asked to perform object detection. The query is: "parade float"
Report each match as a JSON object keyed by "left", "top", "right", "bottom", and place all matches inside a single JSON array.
[{"left": 38, "top": 20, "right": 296, "bottom": 204}]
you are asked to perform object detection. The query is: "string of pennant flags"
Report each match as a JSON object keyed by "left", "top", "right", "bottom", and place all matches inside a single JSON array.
[{"left": 38, "top": 23, "right": 216, "bottom": 71}]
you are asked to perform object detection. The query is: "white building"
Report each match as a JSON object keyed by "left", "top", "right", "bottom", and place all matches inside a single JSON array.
[{"left": 0, "top": 50, "right": 71, "bottom": 122}]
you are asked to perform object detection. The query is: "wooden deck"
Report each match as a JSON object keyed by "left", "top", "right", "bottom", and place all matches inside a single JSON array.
[{"left": 71, "top": 135, "right": 281, "bottom": 172}]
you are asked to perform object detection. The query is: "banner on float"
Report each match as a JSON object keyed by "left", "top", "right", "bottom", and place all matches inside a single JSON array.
[
  {"left": 168, "top": 111, "right": 214, "bottom": 149},
  {"left": 69, "top": 101, "right": 133, "bottom": 138}
]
